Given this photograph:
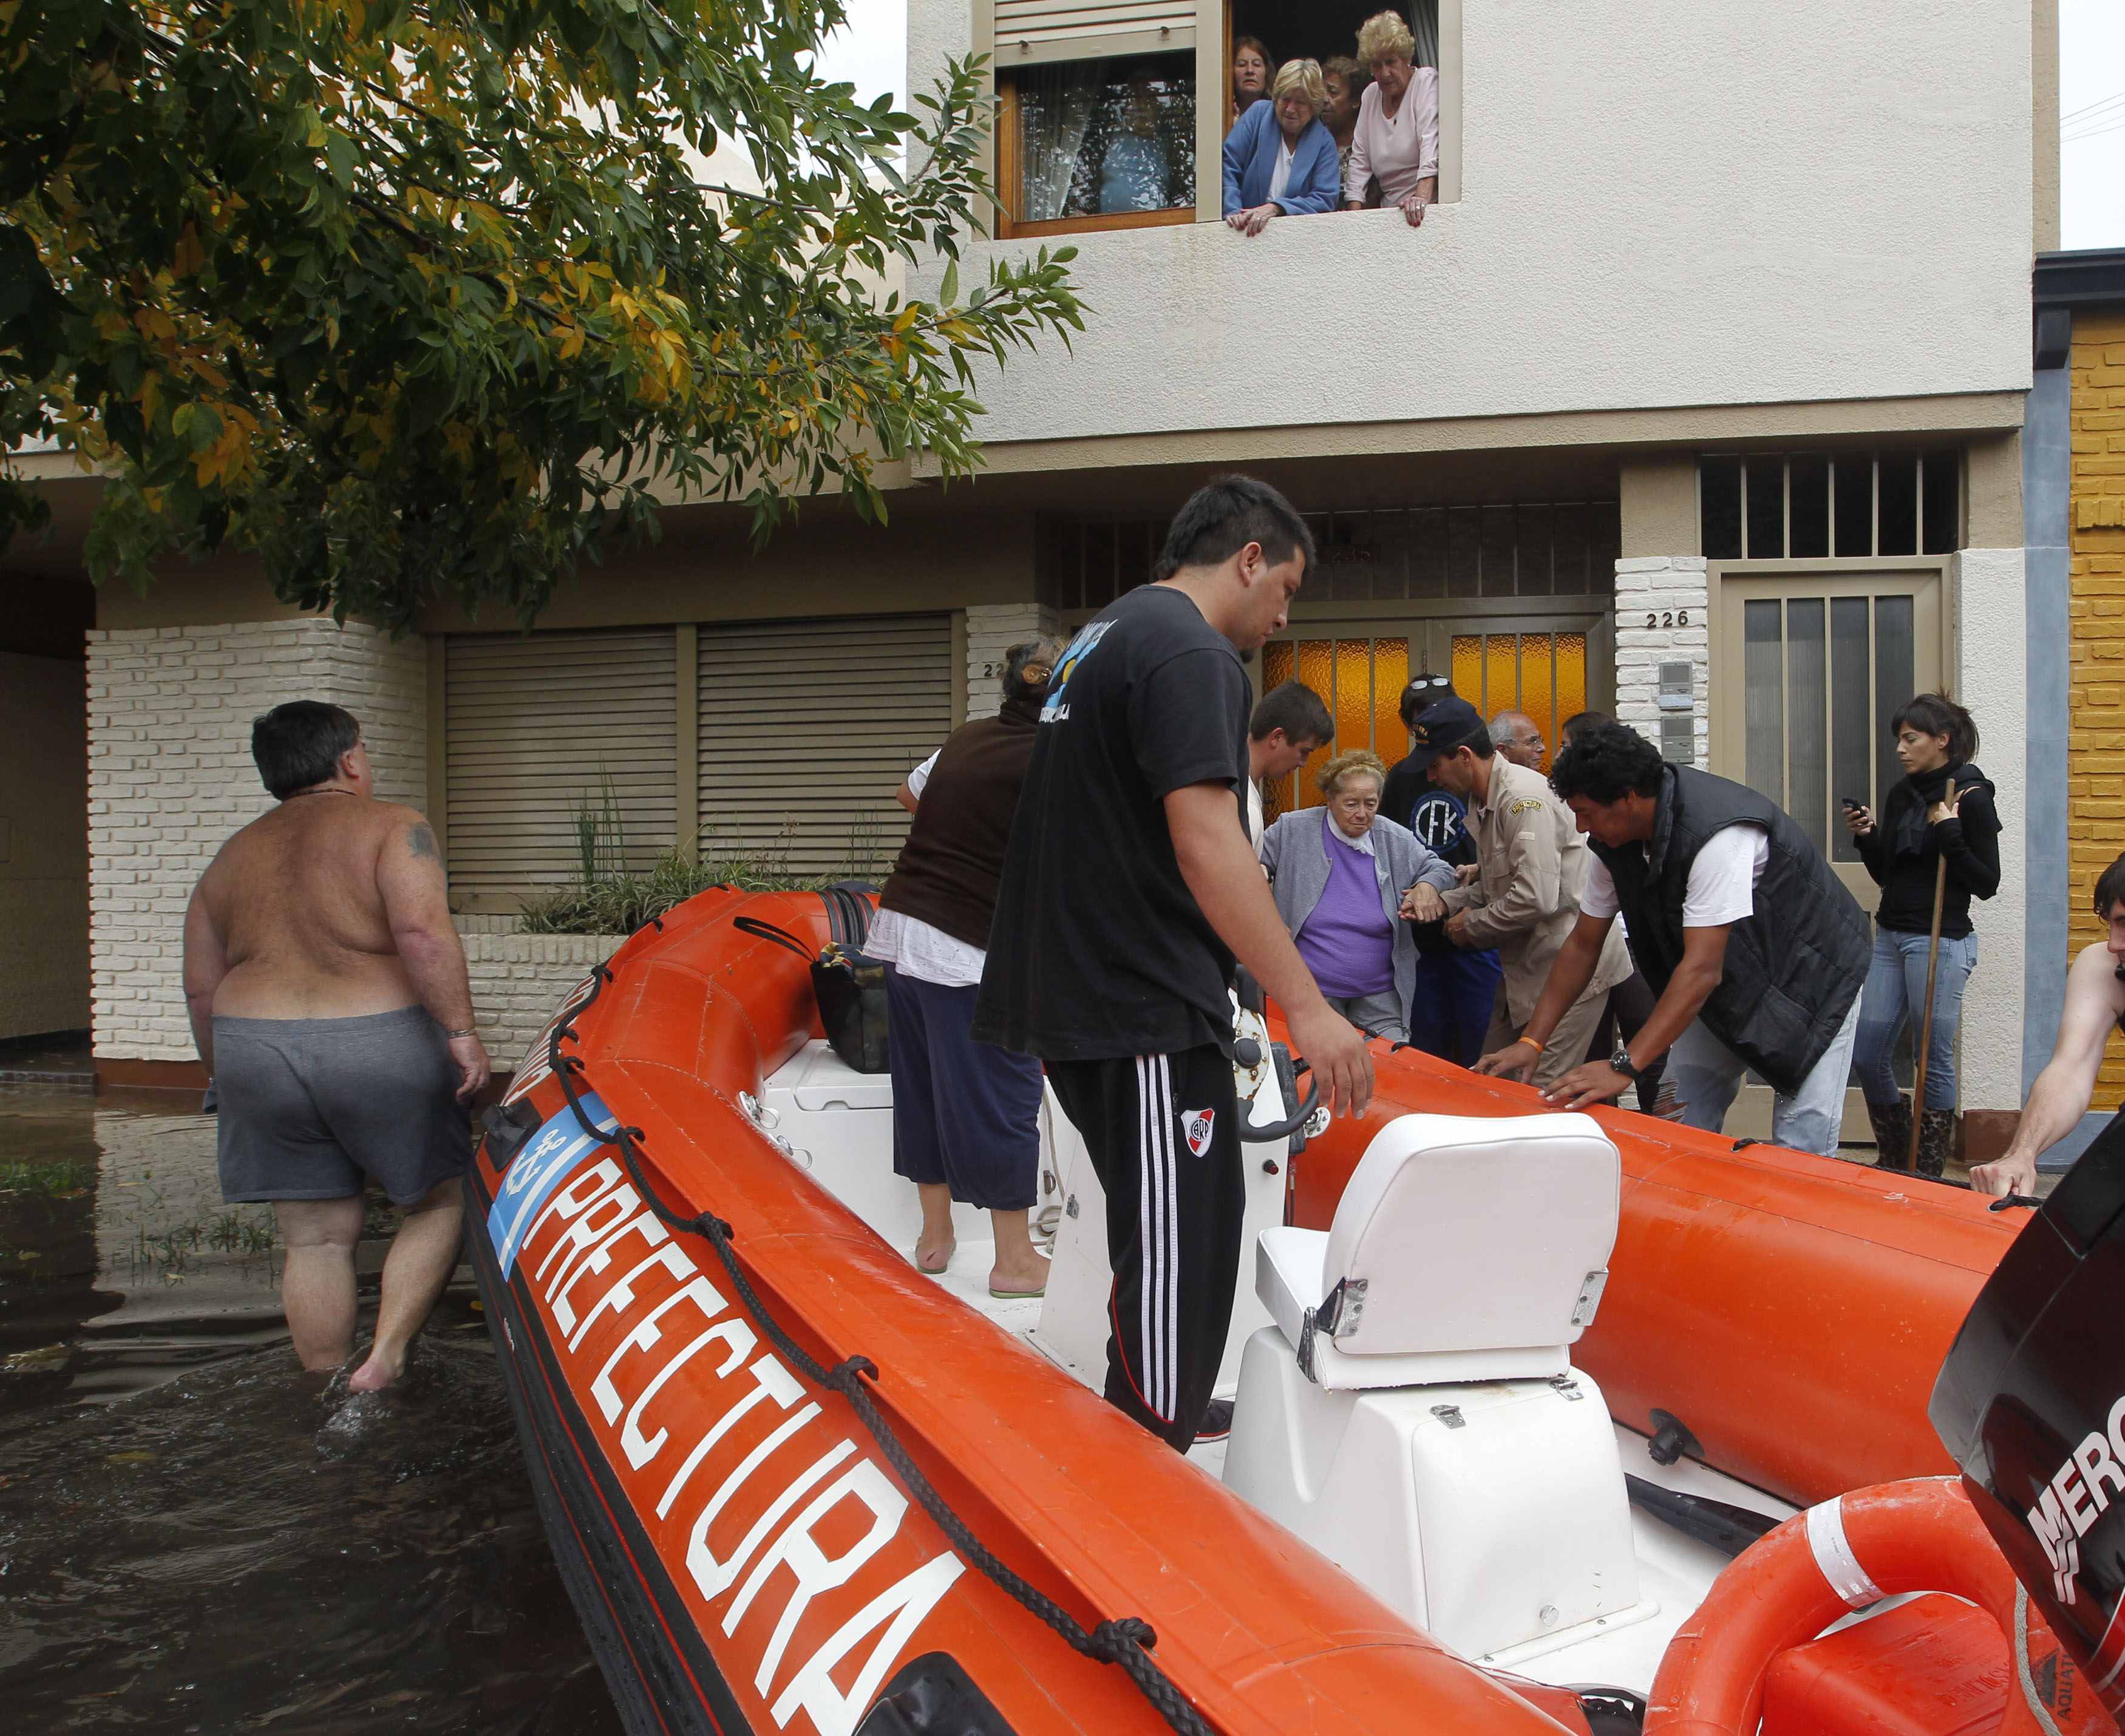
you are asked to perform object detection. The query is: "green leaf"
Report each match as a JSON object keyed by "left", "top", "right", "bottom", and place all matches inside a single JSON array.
[{"left": 2, "top": 10, "right": 1081, "bottom": 631}]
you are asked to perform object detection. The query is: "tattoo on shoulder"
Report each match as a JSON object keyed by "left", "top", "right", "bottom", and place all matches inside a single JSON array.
[{"left": 407, "top": 822, "right": 440, "bottom": 863}]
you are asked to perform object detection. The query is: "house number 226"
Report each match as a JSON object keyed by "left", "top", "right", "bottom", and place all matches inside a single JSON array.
[{"left": 1644, "top": 609, "right": 1690, "bottom": 629}]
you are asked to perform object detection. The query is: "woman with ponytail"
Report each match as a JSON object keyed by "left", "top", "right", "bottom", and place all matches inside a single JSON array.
[{"left": 1843, "top": 694, "right": 2001, "bottom": 1176}]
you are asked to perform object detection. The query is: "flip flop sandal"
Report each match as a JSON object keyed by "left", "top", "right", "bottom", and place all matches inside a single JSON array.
[
  {"left": 988, "top": 1280, "right": 1047, "bottom": 1300},
  {"left": 913, "top": 1244, "right": 953, "bottom": 1275}
]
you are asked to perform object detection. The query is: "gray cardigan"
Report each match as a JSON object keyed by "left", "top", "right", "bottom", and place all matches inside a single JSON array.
[{"left": 1259, "top": 808, "right": 1456, "bottom": 1013}]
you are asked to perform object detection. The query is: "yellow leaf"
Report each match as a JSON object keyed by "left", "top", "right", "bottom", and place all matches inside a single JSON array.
[{"left": 171, "top": 223, "right": 205, "bottom": 280}]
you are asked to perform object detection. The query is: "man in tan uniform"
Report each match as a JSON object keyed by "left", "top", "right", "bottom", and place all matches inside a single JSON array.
[
  {"left": 182, "top": 701, "right": 490, "bottom": 1392},
  {"left": 1398, "top": 693, "right": 1630, "bottom": 1091}
]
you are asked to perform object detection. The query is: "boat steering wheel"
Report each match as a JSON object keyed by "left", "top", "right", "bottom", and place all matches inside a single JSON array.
[{"left": 1644, "top": 1477, "right": 2096, "bottom": 1735}]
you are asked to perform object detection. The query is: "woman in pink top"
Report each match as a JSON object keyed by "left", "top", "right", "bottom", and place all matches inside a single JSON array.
[{"left": 1344, "top": 10, "right": 1439, "bottom": 227}]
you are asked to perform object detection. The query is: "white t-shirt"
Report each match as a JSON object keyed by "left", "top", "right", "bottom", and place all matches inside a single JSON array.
[
  {"left": 906, "top": 750, "right": 940, "bottom": 801},
  {"left": 866, "top": 907, "right": 986, "bottom": 988},
  {"left": 1581, "top": 824, "right": 1769, "bottom": 927}
]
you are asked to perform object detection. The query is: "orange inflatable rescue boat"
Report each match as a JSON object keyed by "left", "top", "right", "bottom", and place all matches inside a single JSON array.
[{"left": 464, "top": 887, "right": 2116, "bottom": 1736}]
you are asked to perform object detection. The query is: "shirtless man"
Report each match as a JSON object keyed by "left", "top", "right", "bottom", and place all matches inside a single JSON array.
[
  {"left": 1971, "top": 851, "right": 2125, "bottom": 1198},
  {"left": 183, "top": 701, "right": 490, "bottom": 1391}
]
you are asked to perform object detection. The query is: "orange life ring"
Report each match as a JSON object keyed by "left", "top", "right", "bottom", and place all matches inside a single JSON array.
[{"left": 1645, "top": 1476, "right": 2094, "bottom": 1735}]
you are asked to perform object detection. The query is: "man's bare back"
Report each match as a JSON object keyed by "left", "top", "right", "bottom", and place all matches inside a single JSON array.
[
  {"left": 196, "top": 793, "right": 434, "bottom": 1019},
  {"left": 183, "top": 703, "right": 491, "bottom": 1393}
]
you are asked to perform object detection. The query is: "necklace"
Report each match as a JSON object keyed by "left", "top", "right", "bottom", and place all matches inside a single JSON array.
[{"left": 285, "top": 787, "right": 358, "bottom": 801}]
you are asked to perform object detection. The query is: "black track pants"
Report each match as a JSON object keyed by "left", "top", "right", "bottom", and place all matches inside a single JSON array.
[{"left": 1045, "top": 1045, "right": 1243, "bottom": 1452}]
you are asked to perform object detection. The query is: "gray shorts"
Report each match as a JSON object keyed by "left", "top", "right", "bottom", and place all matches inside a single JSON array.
[{"left": 214, "top": 1007, "right": 471, "bottom": 1206}]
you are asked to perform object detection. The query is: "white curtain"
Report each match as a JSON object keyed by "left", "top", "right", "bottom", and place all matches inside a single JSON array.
[{"left": 1018, "top": 67, "right": 1098, "bottom": 222}]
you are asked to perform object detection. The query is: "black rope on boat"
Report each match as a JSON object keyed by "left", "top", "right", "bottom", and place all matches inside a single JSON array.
[{"left": 539, "top": 961, "right": 1216, "bottom": 1736}]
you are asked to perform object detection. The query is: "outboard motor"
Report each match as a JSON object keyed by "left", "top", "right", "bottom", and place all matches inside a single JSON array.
[{"left": 1931, "top": 1110, "right": 2125, "bottom": 1721}]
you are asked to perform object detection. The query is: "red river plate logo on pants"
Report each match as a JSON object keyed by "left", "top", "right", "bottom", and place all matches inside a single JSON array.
[{"left": 1182, "top": 1108, "right": 1215, "bottom": 1158}]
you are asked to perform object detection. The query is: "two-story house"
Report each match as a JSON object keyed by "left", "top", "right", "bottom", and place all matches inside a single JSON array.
[{"left": 24, "top": 0, "right": 2057, "bottom": 1154}]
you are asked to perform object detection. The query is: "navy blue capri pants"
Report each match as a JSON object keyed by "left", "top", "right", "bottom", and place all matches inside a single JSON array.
[{"left": 885, "top": 965, "right": 1044, "bottom": 1210}]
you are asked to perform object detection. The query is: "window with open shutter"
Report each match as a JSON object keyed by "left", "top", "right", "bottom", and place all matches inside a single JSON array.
[
  {"left": 444, "top": 628, "right": 678, "bottom": 896},
  {"left": 697, "top": 615, "right": 951, "bottom": 879},
  {"left": 993, "top": 2, "right": 1203, "bottom": 237}
]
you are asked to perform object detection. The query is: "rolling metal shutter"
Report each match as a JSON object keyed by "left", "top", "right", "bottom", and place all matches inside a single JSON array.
[
  {"left": 995, "top": 1, "right": 1195, "bottom": 64},
  {"left": 697, "top": 615, "right": 951, "bottom": 879},
  {"left": 445, "top": 628, "right": 678, "bottom": 895}
]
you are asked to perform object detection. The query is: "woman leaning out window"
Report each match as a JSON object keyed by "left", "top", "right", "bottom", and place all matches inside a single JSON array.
[
  {"left": 1347, "top": 10, "right": 1439, "bottom": 226},
  {"left": 1222, "top": 59, "right": 1342, "bottom": 237}
]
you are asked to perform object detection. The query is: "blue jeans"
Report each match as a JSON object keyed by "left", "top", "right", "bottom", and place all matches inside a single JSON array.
[
  {"left": 1852, "top": 928, "right": 1977, "bottom": 1110},
  {"left": 1667, "top": 995, "right": 1862, "bottom": 1158}
]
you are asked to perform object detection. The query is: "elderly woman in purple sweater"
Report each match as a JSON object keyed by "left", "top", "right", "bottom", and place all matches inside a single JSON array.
[{"left": 1258, "top": 748, "right": 1457, "bottom": 1042}]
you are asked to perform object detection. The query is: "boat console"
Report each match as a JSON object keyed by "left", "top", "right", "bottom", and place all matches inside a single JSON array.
[{"left": 1224, "top": 1112, "right": 1648, "bottom": 1664}]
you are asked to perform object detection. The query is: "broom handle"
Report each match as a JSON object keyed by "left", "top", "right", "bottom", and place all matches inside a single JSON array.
[{"left": 1906, "top": 781, "right": 1956, "bottom": 1170}]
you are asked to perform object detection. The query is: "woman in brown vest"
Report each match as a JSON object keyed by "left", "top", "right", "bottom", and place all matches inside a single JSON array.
[{"left": 868, "top": 638, "right": 1064, "bottom": 1298}]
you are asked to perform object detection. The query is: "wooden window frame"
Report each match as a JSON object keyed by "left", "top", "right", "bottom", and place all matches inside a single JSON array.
[{"left": 993, "top": 60, "right": 1203, "bottom": 240}]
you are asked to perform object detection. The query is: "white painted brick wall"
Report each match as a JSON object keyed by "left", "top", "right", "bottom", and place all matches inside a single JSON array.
[
  {"left": 86, "top": 619, "right": 428, "bottom": 1059},
  {"left": 1613, "top": 556, "right": 1710, "bottom": 762},
  {"left": 964, "top": 602, "right": 1061, "bottom": 722},
  {"left": 463, "top": 930, "right": 616, "bottom": 1074}
]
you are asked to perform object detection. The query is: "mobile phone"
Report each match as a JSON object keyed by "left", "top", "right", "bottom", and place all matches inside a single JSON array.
[{"left": 1841, "top": 797, "right": 1865, "bottom": 811}]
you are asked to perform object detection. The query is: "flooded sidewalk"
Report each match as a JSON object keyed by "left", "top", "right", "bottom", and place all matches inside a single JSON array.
[{"left": 0, "top": 1085, "right": 621, "bottom": 1733}]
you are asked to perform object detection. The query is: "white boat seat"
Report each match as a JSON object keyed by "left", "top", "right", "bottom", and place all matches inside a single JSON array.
[{"left": 1256, "top": 1111, "right": 1620, "bottom": 1391}]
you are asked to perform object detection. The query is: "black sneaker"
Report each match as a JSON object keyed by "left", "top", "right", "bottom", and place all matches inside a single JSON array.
[{"left": 1194, "top": 1399, "right": 1234, "bottom": 1443}]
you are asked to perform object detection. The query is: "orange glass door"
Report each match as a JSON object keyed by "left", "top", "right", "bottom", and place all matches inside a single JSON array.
[
  {"left": 1444, "top": 626, "right": 1590, "bottom": 775},
  {"left": 1260, "top": 617, "right": 1606, "bottom": 824},
  {"left": 1258, "top": 634, "right": 1411, "bottom": 822}
]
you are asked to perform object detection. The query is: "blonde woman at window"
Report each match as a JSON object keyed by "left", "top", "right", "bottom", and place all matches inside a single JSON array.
[
  {"left": 1222, "top": 59, "right": 1341, "bottom": 237},
  {"left": 1320, "top": 55, "right": 1370, "bottom": 202},
  {"left": 1231, "top": 36, "right": 1273, "bottom": 120},
  {"left": 1345, "top": 10, "right": 1439, "bottom": 226}
]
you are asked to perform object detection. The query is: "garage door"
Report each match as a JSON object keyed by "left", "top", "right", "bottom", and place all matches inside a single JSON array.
[
  {"left": 445, "top": 628, "right": 678, "bottom": 895},
  {"left": 698, "top": 615, "right": 952, "bottom": 878}
]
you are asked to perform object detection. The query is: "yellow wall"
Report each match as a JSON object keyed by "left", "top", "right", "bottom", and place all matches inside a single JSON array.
[{"left": 2069, "top": 311, "right": 2125, "bottom": 1107}]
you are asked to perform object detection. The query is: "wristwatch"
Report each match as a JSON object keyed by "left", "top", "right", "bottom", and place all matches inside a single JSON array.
[{"left": 1610, "top": 1046, "right": 1642, "bottom": 1081}]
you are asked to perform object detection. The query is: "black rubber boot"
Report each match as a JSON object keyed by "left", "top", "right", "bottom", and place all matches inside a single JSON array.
[
  {"left": 1866, "top": 1096, "right": 1914, "bottom": 1170},
  {"left": 1916, "top": 1107, "right": 1957, "bottom": 1180}
]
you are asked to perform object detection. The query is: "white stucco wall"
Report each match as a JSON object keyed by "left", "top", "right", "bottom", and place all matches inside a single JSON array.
[
  {"left": 1954, "top": 547, "right": 2028, "bottom": 1114},
  {"left": 912, "top": 0, "right": 2032, "bottom": 444}
]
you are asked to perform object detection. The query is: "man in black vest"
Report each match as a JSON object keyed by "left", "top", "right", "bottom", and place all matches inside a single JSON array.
[{"left": 1475, "top": 723, "right": 1869, "bottom": 1156}]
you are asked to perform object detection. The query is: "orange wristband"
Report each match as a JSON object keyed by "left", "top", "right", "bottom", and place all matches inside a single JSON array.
[{"left": 1515, "top": 1036, "right": 1545, "bottom": 1054}]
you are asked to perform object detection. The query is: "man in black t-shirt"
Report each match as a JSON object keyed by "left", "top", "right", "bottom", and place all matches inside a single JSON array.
[{"left": 976, "top": 476, "right": 1373, "bottom": 1451}]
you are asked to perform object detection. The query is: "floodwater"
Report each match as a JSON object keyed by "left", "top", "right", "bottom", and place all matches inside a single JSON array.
[{"left": 0, "top": 1085, "right": 624, "bottom": 1734}]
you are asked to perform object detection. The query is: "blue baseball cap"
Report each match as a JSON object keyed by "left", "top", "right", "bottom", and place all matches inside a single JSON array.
[{"left": 1399, "top": 688, "right": 1489, "bottom": 773}]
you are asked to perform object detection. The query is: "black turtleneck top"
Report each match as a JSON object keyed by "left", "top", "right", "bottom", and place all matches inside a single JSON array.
[{"left": 1853, "top": 761, "right": 2001, "bottom": 940}]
